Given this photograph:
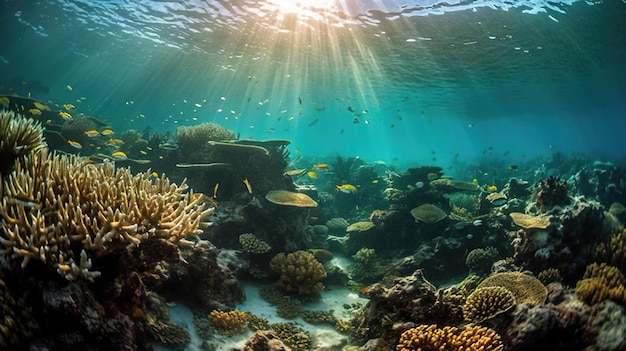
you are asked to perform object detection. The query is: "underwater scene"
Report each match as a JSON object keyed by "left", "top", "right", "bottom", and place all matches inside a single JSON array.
[{"left": 1, "top": 0, "right": 626, "bottom": 350}]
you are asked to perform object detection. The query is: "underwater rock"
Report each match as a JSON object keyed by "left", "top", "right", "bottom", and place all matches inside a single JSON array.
[{"left": 244, "top": 330, "right": 292, "bottom": 351}]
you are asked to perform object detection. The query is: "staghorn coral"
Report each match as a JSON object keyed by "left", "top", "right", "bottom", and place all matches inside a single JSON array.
[
  {"left": 239, "top": 233, "right": 272, "bottom": 254},
  {"left": 0, "top": 150, "right": 213, "bottom": 280},
  {"left": 466, "top": 247, "right": 499, "bottom": 275},
  {"left": 575, "top": 263, "right": 626, "bottom": 305},
  {"left": 270, "top": 251, "right": 326, "bottom": 295},
  {"left": 0, "top": 109, "right": 46, "bottom": 175},
  {"left": 396, "top": 324, "right": 504, "bottom": 351},
  {"left": 463, "top": 286, "right": 516, "bottom": 323},
  {"left": 476, "top": 272, "right": 547, "bottom": 304},
  {"left": 208, "top": 309, "right": 248, "bottom": 335}
]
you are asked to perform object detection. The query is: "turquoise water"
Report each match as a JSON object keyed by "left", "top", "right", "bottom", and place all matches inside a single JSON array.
[{"left": 1, "top": 0, "right": 624, "bottom": 168}]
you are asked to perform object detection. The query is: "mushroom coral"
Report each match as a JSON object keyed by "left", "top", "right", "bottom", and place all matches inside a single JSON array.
[{"left": 0, "top": 150, "right": 213, "bottom": 281}]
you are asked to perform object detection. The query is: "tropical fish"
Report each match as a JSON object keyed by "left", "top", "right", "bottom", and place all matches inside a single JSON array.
[
  {"left": 508, "top": 164, "right": 518, "bottom": 171},
  {"left": 243, "top": 178, "right": 252, "bottom": 194},
  {"left": 308, "top": 118, "right": 319, "bottom": 127},
  {"left": 84, "top": 130, "right": 100, "bottom": 137},
  {"left": 336, "top": 184, "right": 357, "bottom": 193},
  {"left": 28, "top": 108, "right": 42, "bottom": 116},
  {"left": 159, "top": 143, "right": 178, "bottom": 150},
  {"left": 33, "top": 101, "right": 50, "bottom": 111},
  {"left": 473, "top": 219, "right": 483, "bottom": 226},
  {"left": 307, "top": 171, "right": 318, "bottom": 179},
  {"left": 112, "top": 151, "right": 128, "bottom": 160},
  {"left": 213, "top": 183, "right": 219, "bottom": 199},
  {"left": 66, "top": 85, "right": 73, "bottom": 91},
  {"left": 107, "top": 138, "right": 125, "bottom": 146},
  {"left": 67, "top": 140, "right": 82, "bottom": 149},
  {"left": 283, "top": 168, "right": 307, "bottom": 177},
  {"left": 101, "top": 129, "right": 115, "bottom": 135},
  {"left": 372, "top": 179, "right": 379, "bottom": 184},
  {"left": 427, "top": 172, "right": 440, "bottom": 181},
  {"left": 151, "top": 171, "right": 159, "bottom": 178},
  {"left": 63, "top": 103, "right": 75, "bottom": 110},
  {"left": 59, "top": 111, "right": 73, "bottom": 121},
  {"left": 298, "top": 97, "right": 302, "bottom": 105},
  {"left": 487, "top": 185, "right": 498, "bottom": 192},
  {"left": 6, "top": 195, "right": 41, "bottom": 209},
  {"left": 312, "top": 163, "right": 329, "bottom": 171}
]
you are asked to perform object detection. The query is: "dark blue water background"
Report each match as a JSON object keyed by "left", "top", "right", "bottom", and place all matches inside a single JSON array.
[{"left": 1, "top": 0, "right": 624, "bottom": 171}]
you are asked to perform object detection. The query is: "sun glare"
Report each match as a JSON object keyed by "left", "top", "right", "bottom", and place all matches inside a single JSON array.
[{"left": 265, "top": 0, "right": 338, "bottom": 20}]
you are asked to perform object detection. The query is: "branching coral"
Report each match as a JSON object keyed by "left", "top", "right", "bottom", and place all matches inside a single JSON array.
[
  {"left": 208, "top": 309, "right": 248, "bottom": 335},
  {"left": 462, "top": 286, "right": 516, "bottom": 323},
  {"left": 0, "top": 109, "right": 46, "bottom": 175},
  {"left": 0, "top": 150, "right": 213, "bottom": 280},
  {"left": 397, "top": 324, "right": 504, "bottom": 351},
  {"left": 575, "top": 263, "right": 626, "bottom": 305},
  {"left": 270, "top": 251, "right": 326, "bottom": 295}
]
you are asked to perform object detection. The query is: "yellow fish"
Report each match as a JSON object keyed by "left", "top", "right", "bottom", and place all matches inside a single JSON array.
[
  {"left": 213, "top": 183, "right": 219, "bottom": 199},
  {"left": 139, "top": 150, "right": 147, "bottom": 155},
  {"left": 67, "top": 140, "right": 82, "bottom": 149},
  {"left": 307, "top": 171, "right": 318, "bottom": 179},
  {"left": 66, "top": 85, "right": 73, "bottom": 91},
  {"left": 107, "top": 138, "right": 125, "bottom": 146},
  {"left": 111, "top": 151, "right": 128, "bottom": 160},
  {"left": 372, "top": 179, "right": 379, "bottom": 184},
  {"left": 84, "top": 130, "right": 100, "bottom": 137},
  {"left": 487, "top": 185, "right": 498, "bottom": 192},
  {"left": 336, "top": 184, "right": 357, "bottom": 193},
  {"left": 151, "top": 171, "right": 158, "bottom": 178},
  {"left": 28, "top": 108, "right": 42, "bottom": 116},
  {"left": 33, "top": 101, "right": 50, "bottom": 111},
  {"left": 283, "top": 168, "right": 306, "bottom": 177},
  {"left": 59, "top": 111, "right": 73, "bottom": 121},
  {"left": 101, "top": 129, "right": 115, "bottom": 135},
  {"left": 243, "top": 179, "right": 252, "bottom": 194},
  {"left": 63, "top": 103, "right": 75, "bottom": 110},
  {"left": 312, "top": 163, "right": 329, "bottom": 171}
]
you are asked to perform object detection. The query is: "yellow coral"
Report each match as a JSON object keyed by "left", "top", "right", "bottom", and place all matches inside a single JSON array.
[
  {"left": 576, "top": 263, "right": 626, "bottom": 305},
  {"left": 477, "top": 272, "right": 547, "bottom": 304},
  {"left": 270, "top": 251, "right": 326, "bottom": 295},
  {"left": 397, "top": 324, "right": 503, "bottom": 351},
  {"left": 509, "top": 212, "right": 550, "bottom": 229},
  {"left": 463, "top": 286, "right": 516, "bottom": 323},
  {"left": 208, "top": 309, "right": 248, "bottom": 335},
  {"left": 0, "top": 150, "right": 214, "bottom": 280},
  {"left": 593, "top": 229, "right": 626, "bottom": 274}
]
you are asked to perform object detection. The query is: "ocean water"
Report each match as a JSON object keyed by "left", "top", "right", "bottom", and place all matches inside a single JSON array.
[{"left": 1, "top": 0, "right": 624, "bottom": 169}]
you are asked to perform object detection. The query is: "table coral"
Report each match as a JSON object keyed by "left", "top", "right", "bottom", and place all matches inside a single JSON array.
[
  {"left": 270, "top": 250, "right": 326, "bottom": 295},
  {"left": 0, "top": 150, "right": 213, "bottom": 280},
  {"left": 397, "top": 324, "right": 504, "bottom": 351},
  {"left": 477, "top": 272, "right": 547, "bottom": 304}
]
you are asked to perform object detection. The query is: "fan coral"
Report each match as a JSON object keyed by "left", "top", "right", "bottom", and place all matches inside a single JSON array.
[
  {"left": 397, "top": 324, "right": 504, "bottom": 351},
  {"left": 239, "top": 233, "right": 272, "bottom": 254},
  {"left": 535, "top": 176, "right": 568, "bottom": 212},
  {"left": 466, "top": 247, "right": 499, "bottom": 275},
  {"left": 208, "top": 309, "right": 248, "bottom": 335},
  {"left": 0, "top": 109, "right": 46, "bottom": 175},
  {"left": 477, "top": 272, "right": 547, "bottom": 304},
  {"left": 270, "top": 251, "right": 327, "bottom": 295},
  {"left": 0, "top": 150, "right": 213, "bottom": 280},
  {"left": 463, "top": 286, "right": 516, "bottom": 323},
  {"left": 575, "top": 263, "right": 626, "bottom": 305}
]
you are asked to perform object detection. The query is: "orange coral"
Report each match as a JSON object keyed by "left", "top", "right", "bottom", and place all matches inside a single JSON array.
[{"left": 397, "top": 324, "right": 504, "bottom": 351}]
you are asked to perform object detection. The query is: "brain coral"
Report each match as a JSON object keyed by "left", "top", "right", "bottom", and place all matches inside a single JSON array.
[
  {"left": 477, "top": 272, "right": 547, "bottom": 304},
  {"left": 397, "top": 324, "right": 504, "bottom": 351},
  {"left": 270, "top": 251, "right": 327, "bottom": 295},
  {"left": 462, "top": 286, "right": 516, "bottom": 323}
]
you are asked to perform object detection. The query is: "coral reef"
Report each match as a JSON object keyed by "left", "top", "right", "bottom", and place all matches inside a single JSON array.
[
  {"left": 350, "top": 248, "right": 384, "bottom": 284},
  {"left": 1, "top": 150, "right": 213, "bottom": 280},
  {"left": 465, "top": 247, "right": 499, "bottom": 275},
  {"left": 535, "top": 176, "right": 569, "bottom": 212},
  {"left": 208, "top": 309, "right": 248, "bottom": 335},
  {"left": 593, "top": 229, "right": 626, "bottom": 274},
  {"left": 575, "top": 263, "right": 626, "bottom": 305},
  {"left": 244, "top": 330, "right": 292, "bottom": 351},
  {"left": 410, "top": 204, "right": 447, "bottom": 224},
  {"left": 397, "top": 324, "right": 504, "bottom": 351},
  {"left": 147, "top": 320, "right": 191, "bottom": 347},
  {"left": 0, "top": 109, "right": 46, "bottom": 175},
  {"left": 476, "top": 272, "right": 547, "bottom": 304},
  {"left": 268, "top": 322, "right": 311, "bottom": 351},
  {"left": 302, "top": 309, "right": 337, "bottom": 325},
  {"left": 265, "top": 190, "right": 318, "bottom": 208},
  {"left": 270, "top": 251, "right": 327, "bottom": 295},
  {"left": 462, "top": 286, "right": 516, "bottom": 323},
  {"left": 239, "top": 233, "right": 272, "bottom": 254},
  {"left": 538, "top": 268, "right": 563, "bottom": 285}
]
